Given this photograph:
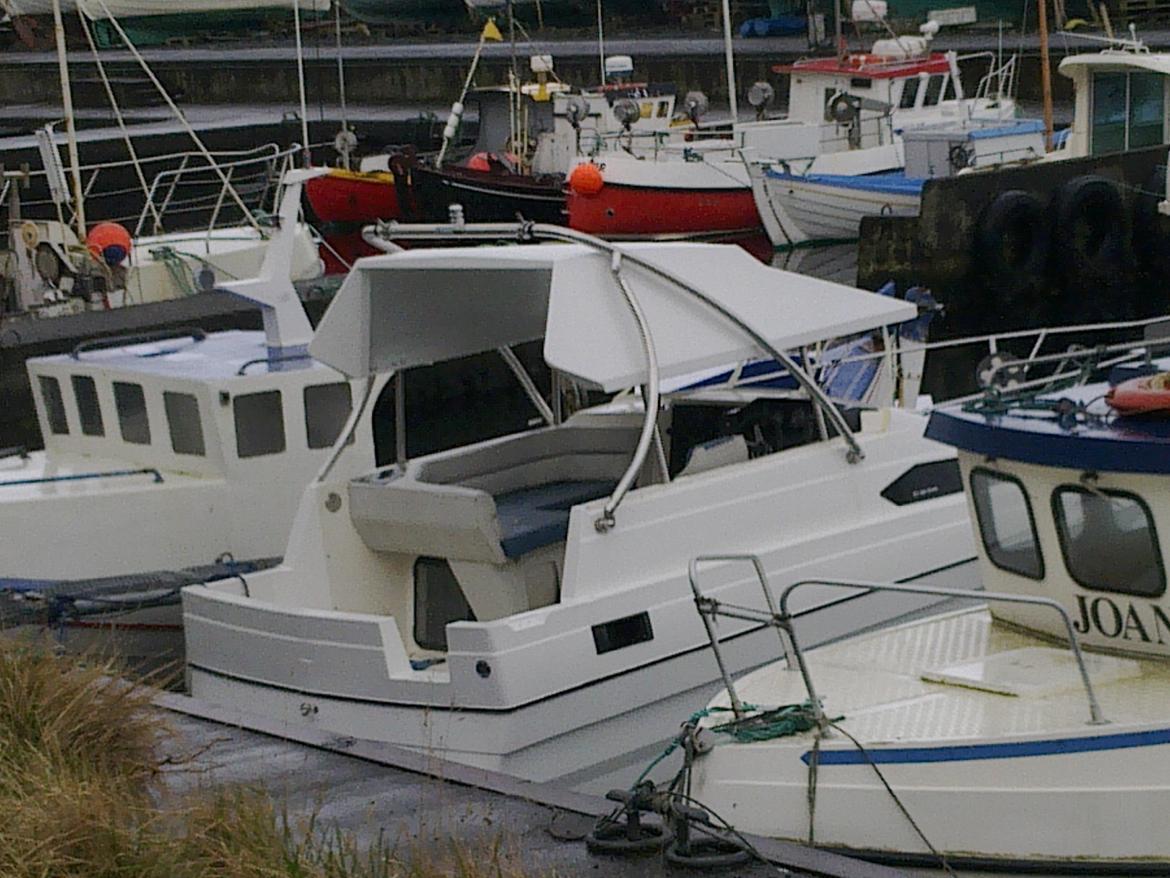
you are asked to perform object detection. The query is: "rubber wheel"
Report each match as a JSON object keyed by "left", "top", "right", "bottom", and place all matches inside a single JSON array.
[
  {"left": 975, "top": 189, "right": 1049, "bottom": 302},
  {"left": 585, "top": 820, "right": 673, "bottom": 856},
  {"left": 665, "top": 837, "right": 753, "bottom": 869},
  {"left": 1050, "top": 174, "right": 1125, "bottom": 286}
]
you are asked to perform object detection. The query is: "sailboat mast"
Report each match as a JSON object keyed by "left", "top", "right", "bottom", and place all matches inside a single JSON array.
[
  {"left": 720, "top": 0, "right": 738, "bottom": 121},
  {"left": 51, "top": 0, "right": 85, "bottom": 236},
  {"left": 1038, "top": 0, "right": 1054, "bottom": 151},
  {"left": 597, "top": 0, "right": 605, "bottom": 82},
  {"left": 293, "top": 0, "right": 311, "bottom": 165}
]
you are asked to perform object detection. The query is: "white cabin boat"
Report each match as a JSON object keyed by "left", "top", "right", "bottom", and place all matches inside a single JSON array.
[
  {"left": 0, "top": 172, "right": 375, "bottom": 660},
  {"left": 181, "top": 231, "right": 978, "bottom": 793},
  {"left": 683, "top": 327, "right": 1170, "bottom": 872},
  {"left": 750, "top": 35, "right": 1170, "bottom": 247}
]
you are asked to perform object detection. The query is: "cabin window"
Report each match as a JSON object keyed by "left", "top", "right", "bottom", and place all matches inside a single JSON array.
[
  {"left": 942, "top": 76, "right": 956, "bottom": 102},
  {"left": 899, "top": 77, "right": 921, "bottom": 108},
  {"left": 1053, "top": 487, "right": 1165, "bottom": 597},
  {"left": 71, "top": 375, "right": 103, "bottom": 437},
  {"left": 1092, "top": 72, "right": 1165, "bottom": 155},
  {"left": 164, "top": 392, "right": 205, "bottom": 456},
  {"left": 303, "top": 382, "right": 353, "bottom": 449},
  {"left": 970, "top": 468, "right": 1044, "bottom": 579},
  {"left": 233, "top": 390, "right": 285, "bottom": 458},
  {"left": 413, "top": 557, "right": 476, "bottom": 651},
  {"left": 656, "top": 100, "right": 670, "bottom": 118},
  {"left": 113, "top": 382, "right": 150, "bottom": 445},
  {"left": 38, "top": 376, "right": 68, "bottom": 435},
  {"left": 923, "top": 75, "right": 945, "bottom": 106},
  {"left": 850, "top": 77, "right": 872, "bottom": 89}
]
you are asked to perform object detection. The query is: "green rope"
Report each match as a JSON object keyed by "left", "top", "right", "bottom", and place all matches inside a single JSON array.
[{"left": 149, "top": 246, "right": 199, "bottom": 297}]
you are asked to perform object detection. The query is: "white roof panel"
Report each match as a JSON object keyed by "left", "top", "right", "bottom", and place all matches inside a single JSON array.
[{"left": 309, "top": 242, "right": 916, "bottom": 389}]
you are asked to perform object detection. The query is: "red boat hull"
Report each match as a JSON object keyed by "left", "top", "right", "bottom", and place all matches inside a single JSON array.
[
  {"left": 305, "top": 170, "right": 400, "bottom": 224},
  {"left": 567, "top": 183, "right": 761, "bottom": 238}
]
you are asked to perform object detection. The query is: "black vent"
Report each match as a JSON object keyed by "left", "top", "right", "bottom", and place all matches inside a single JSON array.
[
  {"left": 880, "top": 459, "right": 963, "bottom": 506},
  {"left": 592, "top": 612, "right": 654, "bottom": 655}
]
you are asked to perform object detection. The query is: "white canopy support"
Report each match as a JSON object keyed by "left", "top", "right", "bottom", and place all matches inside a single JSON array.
[{"left": 218, "top": 168, "right": 322, "bottom": 353}]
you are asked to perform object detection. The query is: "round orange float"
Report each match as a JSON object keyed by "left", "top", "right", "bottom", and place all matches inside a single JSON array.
[
  {"left": 86, "top": 222, "right": 132, "bottom": 266},
  {"left": 1107, "top": 372, "right": 1170, "bottom": 415},
  {"left": 568, "top": 162, "right": 604, "bottom": 196}
]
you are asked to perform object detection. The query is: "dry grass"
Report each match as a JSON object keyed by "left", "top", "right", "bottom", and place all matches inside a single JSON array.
[{"left": 0, "top": 641, "right": 553, "bottom": 878}]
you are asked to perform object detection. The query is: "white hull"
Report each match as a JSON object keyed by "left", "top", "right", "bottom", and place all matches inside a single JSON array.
[
  {"left": 755, "top": 171, "right": 920, "bottom": 247},
  {"left": 188, "top": 563, "right": 975, "bottom": 794}
]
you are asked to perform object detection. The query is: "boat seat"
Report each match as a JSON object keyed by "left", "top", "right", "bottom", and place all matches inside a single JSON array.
[{"left": 494, "top": 479, "right": 616, "bottom": 559}]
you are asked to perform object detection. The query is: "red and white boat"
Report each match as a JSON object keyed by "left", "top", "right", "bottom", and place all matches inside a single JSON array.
[
  {"left": 567, "top": 25, "right": 1016, "bottom": 241},
  {"left": 304, "top": 167, "right": 404, "bottom": 274}
]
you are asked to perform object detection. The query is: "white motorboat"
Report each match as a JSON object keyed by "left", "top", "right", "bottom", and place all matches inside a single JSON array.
[
  {"left": 0, "top": 171, "right": 378, "bottom": 661},
  {"left": 181, "top": 223, "right": 979, "bottom": 793},
  {"left": 681, "top": 323, "right": 1170, "bottom": 873},
  {"left": 749, "top": 33, "right": 1170, "bottom": 247}
]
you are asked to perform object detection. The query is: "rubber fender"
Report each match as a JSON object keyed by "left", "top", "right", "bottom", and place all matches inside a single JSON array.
[
  {"left": 974, "top": 189, "right": 1049, "bottom": 299},
  {"left": 1132, "top": 164, "right": 1170, "bottom": 277},
  {"left": 1050, "top": 174, "right": 1125, "bottom": 284}
]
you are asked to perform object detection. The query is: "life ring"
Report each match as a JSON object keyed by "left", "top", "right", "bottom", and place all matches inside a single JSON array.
[
  {"left": 975, "top": 189, "right": 1049, "bottom": 298},
  {"left": 1107, "top": 372, "right": 1170, "bottom": 415},
  {"left": 1050, "top": 175, "right": 1124, "bottom": 285},
  {"left": 19, "top": 221, "right": 39, "bottom": 251}
]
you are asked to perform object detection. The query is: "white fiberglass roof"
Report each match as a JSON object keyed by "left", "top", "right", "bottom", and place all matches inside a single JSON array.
[
  {"left": 309, "top": 242, "right": 916, "bottom": 391},
  {"left": 1058, "top": 49, "right": 1170, "bottom": 78}
]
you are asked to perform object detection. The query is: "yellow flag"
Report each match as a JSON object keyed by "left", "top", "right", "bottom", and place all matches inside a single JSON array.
[{"left": 482, "top": 17, "right": 503, "bottom": 41}]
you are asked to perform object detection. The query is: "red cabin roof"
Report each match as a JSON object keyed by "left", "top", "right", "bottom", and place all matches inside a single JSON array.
[{"left": 773, "top": 52, "right": 951, "bottom": 79}]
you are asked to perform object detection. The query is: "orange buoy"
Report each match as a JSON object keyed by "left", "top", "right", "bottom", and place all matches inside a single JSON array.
[
  {"left": 569, "top": 162, "right": 604, "bottom": 196},
  {"left": 1107, "top": 372, "right": 1170, "bottom": 415},
  {"left": 466, "top": 152, "right": 493, "bottom": 172},
  {"left": 86, "top": 222, "right": 132, "bottom": 266}
]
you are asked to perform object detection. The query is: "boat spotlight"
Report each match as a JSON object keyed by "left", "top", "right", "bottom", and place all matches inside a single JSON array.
[
  {"left": 747, "top": 81, "right": 775, "bottom": 120},
  {"left": 564, "top": 95, "right": 590, "bottom": 130},
  {"left": 613, "top": 97, "right": 641, "bottom": 132},
  {"left": 684, "top": 90, "right": 709, "bottom": 126}
]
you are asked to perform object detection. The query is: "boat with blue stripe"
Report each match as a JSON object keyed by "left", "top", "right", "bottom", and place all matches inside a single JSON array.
[{"left": 682, "top": 329, "right": 1170, "bottom": 873}]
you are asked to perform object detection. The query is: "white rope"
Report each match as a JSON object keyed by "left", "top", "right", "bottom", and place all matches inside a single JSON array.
[
  {"left": 80, "top": 0, "right": 262, "bottom": 234},
  {"left": 76, "top": 9, "right": 164, "bottom": 235}
]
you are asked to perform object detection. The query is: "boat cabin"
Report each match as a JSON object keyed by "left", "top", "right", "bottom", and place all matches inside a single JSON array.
[
  {"left": 287, "top": 241, "right": 916, "bottom": 659},
  {"left": 925, "top": 353, "right": 1170, "bottom": 656},
  {"left": 1059, "top": 45, "right": 1170, "bottom": 157}
]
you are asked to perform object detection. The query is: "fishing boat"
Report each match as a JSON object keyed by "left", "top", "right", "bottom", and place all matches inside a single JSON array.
[
  {"left": 305, "top": 53, "right": 677, "bottom": 269},
  {"left": 566, "top": 21, "right": 1017, "bottom": 240},
  {"left": 0, "top": 172, "right": 373, "bottom": 662},
  {"left": 180, "top": 220, "right": 981, "bottom": 793},
  {"left": 776, "top": 31, "right": 1170, "bottom": 254},
  {"left": 676, "top": 322, "right": 1170, "bottom": 873}
]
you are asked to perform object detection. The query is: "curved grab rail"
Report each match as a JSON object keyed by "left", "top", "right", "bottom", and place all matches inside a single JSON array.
[
  {"left": 368, "top": 219, "right": 866, "bottom": 529},
  {"left": 71, "top": 328, "right": 207, "bottom": 360},
  {"left": 0, "top": 468, "right": 164, "bottom": 487},
  {"left": 776, "top": 578, "right": 1108, "bottom": 727}
]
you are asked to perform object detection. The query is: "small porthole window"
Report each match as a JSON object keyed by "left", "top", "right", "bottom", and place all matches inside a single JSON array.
[
  {"left": 304, "top": 382, "right": 352, "bottom": 449},
  {"left": 233, "top": 390, "right": 285, "bottom": 458},
  {"left": 38, "top": 376, "right": 68, "bottom": 435},
  {"left": 113, "top": 381, "right": 150, "bottom": 445},
  {"left": 970, "top": 468, "right": 1044, "bottom": 580},
  {"left": 164, "top": 391, "right": 205, "bottom": 456},
  {"left": 71, "top": 375, "right": 103, "bottom": 437},
  {"left": 1053, "top": 487, "right": 1165, "bottom": 597},
  {"left": 413, "top": 557, "right": 476, "bottom": 651}
]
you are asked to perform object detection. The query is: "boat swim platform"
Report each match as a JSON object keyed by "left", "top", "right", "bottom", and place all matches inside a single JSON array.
[{"left": 157, "top": 690, "right": 911, "bottom": 878}]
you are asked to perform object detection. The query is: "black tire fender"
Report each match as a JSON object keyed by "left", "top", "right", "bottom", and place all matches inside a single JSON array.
[
  {"left": 1050, "top": 174, "right": 1125, "bottom": 283},
  {"left": 975, "top": 189, "right": 1049, "bottom": 296}
]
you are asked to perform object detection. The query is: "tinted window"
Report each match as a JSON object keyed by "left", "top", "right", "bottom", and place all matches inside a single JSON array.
[
  {"left": 113, "top": 382, "right": 150, "bottom": 445},
  {"left": 899, "top": 76, "right": 921, "bottom": 108},
  {"left": 413, "top": 557, "right": 476, "bottom": 651},
  {"left": 1129, "top": 72, "right": 1164, "bottom": 149},
  {"left": 304, "top": 382, "right": 353, "bottom": 449},
  {"left": 592, "top": 612, "right": 654, "bottom": 654},
  {"left": 924, "top": 75, "right": 945, "bottom": 106},
  {"left": 71, "top": 375, "right": 103, "bottom": 436},
  {"left": 970, "top": 468, "right": 1043, "bottom": 579},
  {"left": 1092, "top": 72, "right": 1128, "bottom": 155},
  {"left": 233, "top": 391, "right": 285, "bottom": 458},
  {"left": 38, "top": 376, "right": 68, "bottom": 435},
  {"left": 1053, "top": 487, "right": 1165, "bottom": 597},
  {"left": 164, "top": 391, "right": 205, "bottom": 456}
]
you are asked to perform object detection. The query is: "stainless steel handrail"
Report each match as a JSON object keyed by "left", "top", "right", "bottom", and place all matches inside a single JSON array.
[
  {"left": 776, "top": 579, "right": 1108, "bottom": 727},
  {"left": 689, "top": 557, "right": 1109, "bottom": 731},
  {"left": 368, "top": 220, "right": 866, "bottom": 530}
]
